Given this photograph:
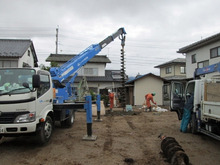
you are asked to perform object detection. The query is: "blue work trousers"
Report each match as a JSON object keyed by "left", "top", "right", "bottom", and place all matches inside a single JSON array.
[{"left": 180, "top": 108, "right": 191, "bottom": 133}]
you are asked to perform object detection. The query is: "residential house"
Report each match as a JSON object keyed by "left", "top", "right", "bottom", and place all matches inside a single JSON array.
[
  {"left": 126, "top": 73, "right": 164, "bottom": 107},
  {"left": 177, "top": 32, "right": 220, "bottom": 79},
  {"left": 154, "top": 58, "right": 187, "bottom": 106},
  {"left": 46, "top": 54, "right": 126, "bottom": 95},
  {"left": 154, "top": 58, "right": 186, "bottom": 80},
  {"left": 0, "top": 39, "right": 38, "bottom": 68}
]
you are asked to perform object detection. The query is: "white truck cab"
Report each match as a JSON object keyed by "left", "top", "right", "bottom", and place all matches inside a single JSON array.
[
  {"left": 0, "top": 68, "right": 54, "bottom": 144},
  {"left": 171, "top": 77, "right": 220, "bottom": 140}
]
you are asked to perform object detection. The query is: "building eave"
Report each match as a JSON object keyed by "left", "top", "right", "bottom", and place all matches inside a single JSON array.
[{"left": 177, "top": 32, "right": 220, "bottom": 53}]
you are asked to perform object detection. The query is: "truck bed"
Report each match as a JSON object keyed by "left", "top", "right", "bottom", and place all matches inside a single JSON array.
[
  {"left": 202, "top": 101, "right": 220, "bottom": 121},
  {"left": 205, "top": 83, "right": 220, "bottom": 102}
]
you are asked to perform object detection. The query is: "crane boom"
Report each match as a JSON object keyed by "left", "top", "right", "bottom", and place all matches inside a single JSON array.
[
  {"left": 194, "top": 62, "right": 220, "bottom": 79},
  {"left": 50, "top": 27, "right": 126, "bottom": 103}
]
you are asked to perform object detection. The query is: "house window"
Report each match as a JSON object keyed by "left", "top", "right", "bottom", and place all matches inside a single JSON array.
[
  {"left": 191, "top": 54, "right": 196, "bottom": 63},
  {"left": 198, "top": 60, "right": 209, "bottom": 68},
  {"left": 165, "top": 67, "right": 172, "bottom": 74},
  {"left": 180, "top": 66, "right": 186, "bottom": 74},
  {"left": 28, "top": 50, "right": 30, "bottom": 56},
  {"left": 84, "top": 68, "right": 98, "bottom": 76},
  {"left": 210, "top": 47, "right": 220, "bottom": 58},
  {"left": 0, "top": 60, "right": 18, "bottom": 67}
]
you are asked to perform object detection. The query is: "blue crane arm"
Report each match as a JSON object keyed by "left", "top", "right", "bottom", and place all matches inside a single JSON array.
[
  {"left": 50, "top": 27, "right": 126, "bottom": 87},
  {"left": 194, "top": 62, "right": 220, "bottom": 78},
  {"left": 50, "top": 44, "right": 101, "bottom": 85}
]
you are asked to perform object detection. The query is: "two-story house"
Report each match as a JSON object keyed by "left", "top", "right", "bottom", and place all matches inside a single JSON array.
[
  {"left": 0, "top": 39, "right": 38, "bottom": 68},
  {"left": 154, "top": 58, "right": 186, "bottom": 80},
  {"left": 46, "top": 54, "right": 126, "bottom": 95},
  {"left": 177, "top": 32, "right": 220, "bottom": 79},
  {"left": 154, "top": 58, "right": 186, "bottom": 106}
]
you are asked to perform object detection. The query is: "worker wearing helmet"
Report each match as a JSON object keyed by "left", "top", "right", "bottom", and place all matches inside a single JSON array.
[
  {"left": 108, "top": 89, "right": 114, "bottom": 112},
  {"left": 145, "top": 93, "right": 157, "bottom": 112}
]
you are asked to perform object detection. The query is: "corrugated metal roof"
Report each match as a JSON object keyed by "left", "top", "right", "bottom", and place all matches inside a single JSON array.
[
  {"left": 177, "top": 32, "right": 220, "bottom": 53},
  {"left": 46, "top": 54, "right": 111, "bottom": 63},
  {"left": 0, "top": 39, "right": 31, "bottom": 57},
  {"left": 154, "top": 58, "right": 185, "bottom": 68}
]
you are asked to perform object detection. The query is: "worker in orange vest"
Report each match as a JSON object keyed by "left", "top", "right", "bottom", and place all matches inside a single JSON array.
[
  {"left": 145, "top": 93, "right": 156, "bottom": 112},
  {"left": 108, "top": 89, "right": 114, "bottom": 112}
]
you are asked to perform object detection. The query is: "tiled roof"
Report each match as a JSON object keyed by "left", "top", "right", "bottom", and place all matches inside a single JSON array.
[
  {"left": 46, "top": 54, "right": 111, "bottom": 63},
  {"left": 0, "top": 39, "right": 31, "bottom": 57},
  {"left": 0, "top": 39, "right": 38, "bottom": 65},
  {"left": 177, "top": 32, "right": 220, "bottom": 53},
  {"left": 154, "top": 58, "right": 185, "bottom": 68}
]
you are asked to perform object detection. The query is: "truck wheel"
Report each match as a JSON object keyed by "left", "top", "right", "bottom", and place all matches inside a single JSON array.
[
  {"left": 61, "top": 110, "right": 75, "bottom": 128},
  {"left": 190, "top": 113, "right": 197, "bottom": 134},
  {"left": 37, "top": 116, "right": 53, "bottom": 145},
  {"left": 0, "top": 135, "right": 3, "bottom": 143}
]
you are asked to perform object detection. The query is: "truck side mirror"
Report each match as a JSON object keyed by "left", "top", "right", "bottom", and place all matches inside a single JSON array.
[{"left": 33, "top": 75, "right": 40, "bottom": 88}]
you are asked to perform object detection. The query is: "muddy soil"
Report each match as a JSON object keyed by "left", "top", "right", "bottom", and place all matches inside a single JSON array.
[{"left": 0, "top": 108, "right": 220, "bottom": 165}]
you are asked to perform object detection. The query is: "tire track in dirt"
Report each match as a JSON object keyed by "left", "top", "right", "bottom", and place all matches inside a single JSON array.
[
  {"left": 124, "top": 114, "right": 162, "bottom": 165},
  {"left": 103, "top": 115, "right": 114, "bottom": 152}
]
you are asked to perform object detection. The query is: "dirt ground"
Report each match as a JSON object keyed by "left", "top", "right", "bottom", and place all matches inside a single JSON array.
[{"left": 0, "top": 107, "right": 220, "bottom": 165}]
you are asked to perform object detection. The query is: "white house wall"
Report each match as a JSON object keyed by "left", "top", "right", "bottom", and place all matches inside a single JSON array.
[
  {"left": 134, "top": 76, "right": 163, "bottom": 106},
  {"left": 73, "top": 81, "right": 121, "bottom": 93},
  {"left": 77, "top": 63, "right": 105, "bottom": 76},
  {"left": 18, "top": 48, "right": 34, "bottom": 67},
  {"left": 57, "top": 62, "right": 105, "bottom": 76},
  {"left": 186, "top": 41, "right": 220, "bottom": 78}
]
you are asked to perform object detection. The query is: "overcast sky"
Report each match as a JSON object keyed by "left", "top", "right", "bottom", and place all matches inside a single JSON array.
[{"left": 1, "top": 0, "right": 220, "bottom": 77}]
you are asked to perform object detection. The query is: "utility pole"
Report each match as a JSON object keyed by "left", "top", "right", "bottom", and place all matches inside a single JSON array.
[{"left": 55, "top": 26, "right": 59, "bottom": 54}]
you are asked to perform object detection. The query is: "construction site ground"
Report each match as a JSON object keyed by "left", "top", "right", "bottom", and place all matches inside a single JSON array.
[{"left": 0, "top": 107, "right": 220, "bottom": 165}]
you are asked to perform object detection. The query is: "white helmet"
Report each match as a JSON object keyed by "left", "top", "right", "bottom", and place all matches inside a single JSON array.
[{"left": 108, "top": 89, "right": 112, "bottom": 93}]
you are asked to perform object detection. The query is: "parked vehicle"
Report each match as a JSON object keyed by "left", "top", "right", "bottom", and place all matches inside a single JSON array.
[
  {"left": 171, "top": 62, "right": 220, "bottom": 140},
  {"left": 0, "top": 28, "right": 126, "bottom": 144}
]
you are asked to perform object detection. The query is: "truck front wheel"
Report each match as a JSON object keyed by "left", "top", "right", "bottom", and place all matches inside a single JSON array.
[
  {"left": 190, "top": 113, "right": 197, "bottom": 134},
  {"left": 0, "top": 135, "right": 3, "bottom": 143},
  {"left": 36, "top": 116, "right": 53, "bottom": 145}
]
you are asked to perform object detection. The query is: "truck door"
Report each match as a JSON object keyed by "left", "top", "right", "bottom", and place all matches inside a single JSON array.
[
  {"left": 37, "top": 74, "right": 53, "bottom": 115},
  {"left": 170, "top": 82, "right": 185, "bottom": 120},
  {"left": 163, "top": 83, "right": 171, "bottom": 106}
]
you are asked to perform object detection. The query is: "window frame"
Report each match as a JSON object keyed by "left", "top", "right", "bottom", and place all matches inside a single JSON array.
[
  {"left": 84, "top": 68, "right": 98, "bottom": 76},
  {"left": 0, "top": 60, "right": 18, "bottom": 67},
  {"left": 165, "top": 67, "right": 172, "bottom": 74},
  {"left": 191, "top": 54, "right": 196, "bottom": 64},
  {"left": 180, "top": 66, "right": 186, "bottom": 74},
  {"left": 197, "top": 60, "right": 209, "bottom": 68},
  {"left": 210, "top": 46, "right": 220, "bottom": 59},
  {"left": 37, "top": 74, "right": 50, "bottom": 98}
]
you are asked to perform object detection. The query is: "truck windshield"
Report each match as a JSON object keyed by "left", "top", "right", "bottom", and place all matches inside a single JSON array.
[{"left": 0, "top": 69, "right": 35, "bottom": 95}]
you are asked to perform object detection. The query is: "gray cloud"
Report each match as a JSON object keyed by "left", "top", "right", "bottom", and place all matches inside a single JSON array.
[{"left": 0, "top": 0, "right": 220, "bottom": 76}]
